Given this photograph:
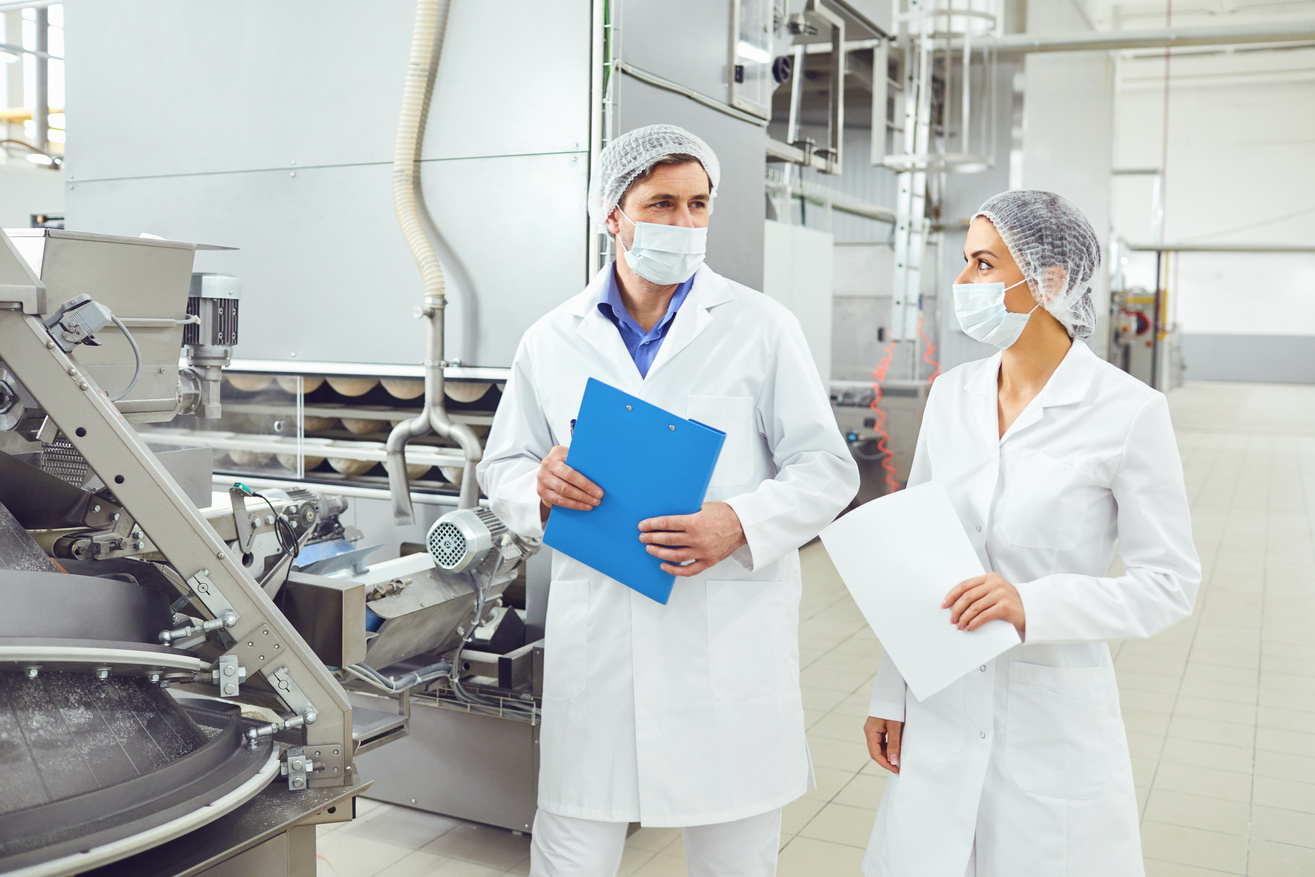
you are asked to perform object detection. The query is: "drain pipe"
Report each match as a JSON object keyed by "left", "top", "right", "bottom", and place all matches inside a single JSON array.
[{"left": 385, "top": 0, "right": 483, "bottom": 523}]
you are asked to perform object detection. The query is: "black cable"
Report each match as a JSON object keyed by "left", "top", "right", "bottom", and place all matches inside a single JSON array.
[{"left": 251, "top": 492, "right": 299, "bottom": 559}]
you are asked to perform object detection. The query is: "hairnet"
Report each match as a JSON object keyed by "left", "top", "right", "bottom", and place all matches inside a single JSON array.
[
  {"left": 973, "top": 190, "right": 1102, "bottom": 340},
  {"left": 587, "top": 124, "right": 720, "bottom": 230}
]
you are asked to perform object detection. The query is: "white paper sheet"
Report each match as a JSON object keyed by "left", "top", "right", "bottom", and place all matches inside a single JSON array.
[{"left": 819, "top": 481, "right": 1021, "bottom": 702}]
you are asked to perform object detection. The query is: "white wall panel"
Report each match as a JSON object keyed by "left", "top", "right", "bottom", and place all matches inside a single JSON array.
[
  {"left": 65, "top": 1, "right": 592, "bottom": 181},
  {"left": 66, "top": 153, "right": 590, "bottom": 368}
]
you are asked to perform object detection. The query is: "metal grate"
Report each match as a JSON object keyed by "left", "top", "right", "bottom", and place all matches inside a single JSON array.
[
  {"left": 39, "top": 436, "right": 90, "bottom": 486},
  {"left": 426, "top": 521, "right": 468, "bottom": 569}
]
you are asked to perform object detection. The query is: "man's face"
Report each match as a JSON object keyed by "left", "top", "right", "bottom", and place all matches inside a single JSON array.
[{"left": 605, "top": 161, "right": 712, "bottom": 250}]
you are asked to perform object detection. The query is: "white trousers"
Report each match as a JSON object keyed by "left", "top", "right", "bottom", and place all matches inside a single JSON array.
[{"left": 529, "top": 807, "right": 783, "bottom": 877}]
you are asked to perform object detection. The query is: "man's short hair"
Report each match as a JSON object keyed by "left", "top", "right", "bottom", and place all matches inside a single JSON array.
[{"left": 616, "top": 153, "right": 712, "bottom": 215}]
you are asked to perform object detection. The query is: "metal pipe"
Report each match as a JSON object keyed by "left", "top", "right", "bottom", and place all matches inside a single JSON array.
[
  {"left": 974, "top": 19, "right": 1315, "bottom": 54},
  {"left": 385, "top": 0, "right": 483, "bottom": 523},
  {"left": 32, "top": 5, "right": 46, "bottom": 154}
]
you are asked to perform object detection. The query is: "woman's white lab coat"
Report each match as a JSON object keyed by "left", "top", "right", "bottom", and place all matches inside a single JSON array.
[
  {"left": 863, "top": 340, "right": 1200, "bottom": 877},
  {"left": 478, "top": 263, "right": 859, "bottom": 827}
]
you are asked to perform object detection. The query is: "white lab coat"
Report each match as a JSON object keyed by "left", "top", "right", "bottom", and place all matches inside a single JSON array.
[
  {"left": 478, "top": 263, "right": 859, "bottom": 827},
  {"left": 863, "top": 340, "right": 1200, "bottom": 877}
]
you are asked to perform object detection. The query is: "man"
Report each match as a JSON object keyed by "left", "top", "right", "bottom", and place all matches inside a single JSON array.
[{"left": 477, "top": 124, "right": 858, "bottom": 877}]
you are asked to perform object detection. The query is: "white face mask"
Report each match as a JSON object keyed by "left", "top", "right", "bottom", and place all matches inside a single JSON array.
[
  {"left": 953, "top": 278, "right": 1039, "bottom": 350},
  {"left": 616, "top": 207, "right": 707, "bottom": 285}
]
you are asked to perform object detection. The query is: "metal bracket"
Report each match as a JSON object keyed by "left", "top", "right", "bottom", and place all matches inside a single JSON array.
[
  {"left": 211, "top": 654, "right": 247, "bottom": 697},
  {"left": 186, "top": 567, "right": 236, "bottom": 619},
  {"left": 231, "top": 624, "right": 289, "bottom": 674},
  {"left": 228, "top": 486, "right": 257, "bottom": 554},
  {"left": 282, "top": 746, "right": 310, "bottom": 791},
  {"left": 267, "top": 666, "right": 317, "bottom": 718}
]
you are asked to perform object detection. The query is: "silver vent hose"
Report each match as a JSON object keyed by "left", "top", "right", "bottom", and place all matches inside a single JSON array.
[{"left": 385, "top": 0, "right": 483, "bottom": 522}]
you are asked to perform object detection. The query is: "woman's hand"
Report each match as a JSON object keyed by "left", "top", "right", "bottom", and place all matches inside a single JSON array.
[
  {"left": 944, "top": 573, "right": 1026, "bottom": 637},
  {"left": 863, "top": 716, "right": 902, "bottom": 774}
]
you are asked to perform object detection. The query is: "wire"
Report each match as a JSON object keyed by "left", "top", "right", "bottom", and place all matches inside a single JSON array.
[
  {"left": 869, "top": 340, "right": 902, "bottom": 493},
  {"left": 916, "top": 316, "right": 941, "bottom": 383},
  {"left": 252, "top": 492, "right": 299, "bottom": 559},
  {"left": 107, "top": 313, "right": 142, "bottom": 402}
]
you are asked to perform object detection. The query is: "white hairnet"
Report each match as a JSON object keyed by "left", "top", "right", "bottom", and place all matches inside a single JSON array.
[
  {"left": 974, "top": 190, "right": 1102, "bottom": 340},
  {"left": 587, "top": 124, "right": 720, "bottom": 230}
]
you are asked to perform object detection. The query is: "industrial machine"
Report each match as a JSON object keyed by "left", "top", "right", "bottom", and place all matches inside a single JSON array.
[{"left": 0, "top": 228, "right": 541, "bottom": 875}]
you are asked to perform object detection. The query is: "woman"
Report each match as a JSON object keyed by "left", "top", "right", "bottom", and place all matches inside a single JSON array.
[{"left": 860, "top": 190, "right": 1200, "bottom": 877}]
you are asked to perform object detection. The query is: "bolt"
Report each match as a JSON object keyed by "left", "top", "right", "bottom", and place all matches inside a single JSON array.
[
  {"left": 24, "top": 666, "right": 38, "bottom": 679},
  {"left": 134, "top": 541, "right": 145, "bottom": 550},
  {"left": 92, "top": 504, "right": 101, "bottom": 513},
  {"left": 111, "top": 513, "right": 121, "bottom": 521},
  {"left": 78, "top": 381, "right": 89, "bottom": 390},
  {"left": 147, "top": 671, "right": 161, "bottom": 683},
  {"left": 224, "top": 683, "right": 237, "bottom": 695},
  {"left": 95, "top": 668, "right": 109, "bottom": 680},
  {"left": 291, "top": 758, "right": 305, "bottom": 771},
  {"left": 44, "top": 338, "right": 54, "bottom": 349},
  {"left": 266, "top": 514, "right": 275, "bottom": 525},
  {"left": 224, "top": 664, "right": 236, "bottom": 677},
  {"left": 67, "top": 366, "right": 77, "bottom": 376},
  {"left": 160, "top": 680, "right": 171, "bottom": 689}
]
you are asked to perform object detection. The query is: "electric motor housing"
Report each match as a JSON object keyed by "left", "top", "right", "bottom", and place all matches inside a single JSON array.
[{"left": 426, "top": 507, "right": 507, "bottom": 573}]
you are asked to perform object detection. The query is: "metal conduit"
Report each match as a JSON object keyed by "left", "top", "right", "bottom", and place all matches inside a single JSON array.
[{"left": 385, "top": 0, "right": 483, "bottom": 523}]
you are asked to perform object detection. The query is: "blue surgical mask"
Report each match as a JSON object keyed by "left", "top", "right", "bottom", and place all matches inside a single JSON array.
[
  {"left": 617, "top": 207, "right": 707, "bottom": 285},
  {"left": 953, "top": 278, "right": 1039, "bottom": 350}
]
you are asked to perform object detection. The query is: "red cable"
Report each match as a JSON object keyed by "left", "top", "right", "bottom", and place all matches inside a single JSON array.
[
  {"left": 917, "top": 316, "right": 941, "bottom": 383},
  {"left": 869, "top": 340, "right": 902, "bottom": 493}
]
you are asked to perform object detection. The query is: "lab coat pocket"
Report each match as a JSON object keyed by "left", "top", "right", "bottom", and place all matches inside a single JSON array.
[
  {"left": 687, "top": 395, "right": 757, "bottom": 487},
  {"left": 542, "top": 579, "right": 589, "bottom": 699},
  {"left": 903, "top": 677, "right": 966, "bottom": 765},
  {"left": 706, "top": 580, "right": 787, "bottom": 701},
  {"left": 1005, "top": 662, "right": 1112, "bottom": 799},
  {"left": 1001, "top": 452, "right": 1088, "bottom": 550}
]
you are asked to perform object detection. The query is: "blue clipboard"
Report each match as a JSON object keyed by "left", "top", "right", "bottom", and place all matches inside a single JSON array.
[{"left": 543, "top": 378, "right": 726, "bottom": 604}]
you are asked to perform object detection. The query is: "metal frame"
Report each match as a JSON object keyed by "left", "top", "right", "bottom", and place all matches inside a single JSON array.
[{"left": 0, "top": 232, "right": 354, "bottom": 788}]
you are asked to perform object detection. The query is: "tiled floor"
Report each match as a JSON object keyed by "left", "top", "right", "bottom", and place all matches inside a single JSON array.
[{"left": 317, "top": 381, "right": 1315, "bottom": 877}]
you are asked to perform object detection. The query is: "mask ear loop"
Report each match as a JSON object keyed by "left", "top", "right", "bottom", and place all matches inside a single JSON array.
[{"left": 1004, "top": 277, "right": 1040, "bottom": 317}]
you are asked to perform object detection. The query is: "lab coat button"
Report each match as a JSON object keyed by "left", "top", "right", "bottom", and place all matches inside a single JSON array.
[
  {"left": 975, "top": 525, "right": 982, "bottom": 532},
  {"left": 979, "top": 731, "right": 987, "bottom": 739},
  {"left": 979, "top": 665, "right": 986, "bottom": 672}
]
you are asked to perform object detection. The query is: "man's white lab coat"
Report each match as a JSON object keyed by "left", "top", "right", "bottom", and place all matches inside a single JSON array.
[
  {"left": 863, "top": 340, "right": 1201, "bottom": 876},
  {"left": 478, "top": 263, "right": 859, "bottom": 827}
]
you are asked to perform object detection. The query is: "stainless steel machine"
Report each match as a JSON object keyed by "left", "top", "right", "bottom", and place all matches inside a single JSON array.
[{"left": 0, "top": 228, "right": 542, "bottom": 875}]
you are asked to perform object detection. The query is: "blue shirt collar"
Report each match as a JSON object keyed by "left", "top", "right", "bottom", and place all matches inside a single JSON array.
[{"left": 597, "top": 263, "right": 694, "bottom": 341}]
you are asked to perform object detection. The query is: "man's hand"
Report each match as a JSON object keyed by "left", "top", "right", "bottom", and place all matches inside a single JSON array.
[
  {"left": 638, "top": 502, "right": 747, "bottom": 577},
  {"left": 537, "top": 445, "right": 602, "bottom": 523},
  {"left": 864, "top": 716, "right": 902, "bottom": 774},
  {"left": 944, "top": 572, "right": 1026, "bottom": 637}
]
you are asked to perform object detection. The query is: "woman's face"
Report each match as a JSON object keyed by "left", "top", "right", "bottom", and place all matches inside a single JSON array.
[{"left": 955, "top": 217, "right": 1035, "bottom": 315}]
